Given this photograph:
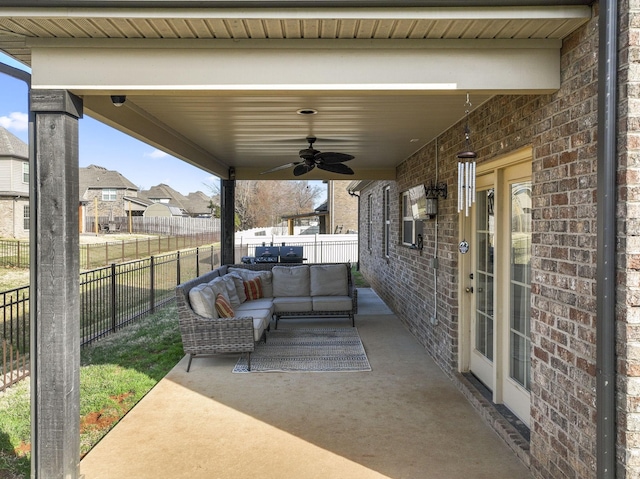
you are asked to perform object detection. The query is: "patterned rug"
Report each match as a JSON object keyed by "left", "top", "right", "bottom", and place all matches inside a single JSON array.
[{"left": 232, "top": 328, "right": 371, "bottom": 373}]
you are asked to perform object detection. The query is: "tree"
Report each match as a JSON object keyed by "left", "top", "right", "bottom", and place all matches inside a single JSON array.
[{"left": 206, "top": 179, "right": 324, "bottom": 231}]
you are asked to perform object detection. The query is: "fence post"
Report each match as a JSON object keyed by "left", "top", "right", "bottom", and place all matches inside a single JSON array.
[
  {"left": 150, "top": 256, "right": 155, "bottom": 314},
  {"left": 176, "top": 251, "right": 181, "bottom": 286},
  {"left": 16, "top": 241, "right": 20, "bottom": 268},
  {"left": 196, "top": 247, "right": 200, "bottom": 277},
  {"left": 111, "top": 263, "right": 117, "bottom": 332}
]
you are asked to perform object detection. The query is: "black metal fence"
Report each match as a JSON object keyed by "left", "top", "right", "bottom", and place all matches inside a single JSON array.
[
  {"left": 0, "top": 240, "right": 29, "bottom": 268},
  {"left": 1, "top": 243, "right": 221, "bottom": 389},
  {"left": 0, "top": 233, "right": 220, "bottom": 270}
]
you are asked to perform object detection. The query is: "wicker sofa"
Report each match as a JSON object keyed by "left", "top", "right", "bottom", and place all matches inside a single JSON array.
[{"left": 175, "top": 262, "right": 357, "bottom": 371}]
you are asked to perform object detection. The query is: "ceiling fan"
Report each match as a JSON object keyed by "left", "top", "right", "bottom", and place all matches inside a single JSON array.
[{"left": 261, "top": 136, "right": 355, "bottom": 176}]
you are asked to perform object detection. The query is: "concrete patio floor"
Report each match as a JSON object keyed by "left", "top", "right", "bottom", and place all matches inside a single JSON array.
[{"left": 80, "top": 289, "right": 532, "bottom": 479}]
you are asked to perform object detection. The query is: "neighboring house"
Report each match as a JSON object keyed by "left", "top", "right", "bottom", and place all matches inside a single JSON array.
[
  {"left": 327, "top": 180, "right": 357, "bottom": 233},
  {"left": 0, "top": 127, "right": 29, "bottom": 239},
  {"left": 185, "top": 191, "right": 214, "bottom": 217},
  {"left": 281, "top": 180, "right": 358, "bottom": 234},
  {"left": 140, "top": 183, "right": 212, "bottom": 217},
  {"left": 79, "top": 164, "right": 140, "bottom": 230}
]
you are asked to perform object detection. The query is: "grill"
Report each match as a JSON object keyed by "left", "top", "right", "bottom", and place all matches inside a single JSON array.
[
  {"left": 254, "top": 246, "right": 280, "bottom": 263},
  {"left": 279, "top": 246, "right": 304, "bottom": 264}
]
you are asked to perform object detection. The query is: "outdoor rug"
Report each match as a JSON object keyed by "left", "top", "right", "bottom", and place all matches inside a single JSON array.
[{"left": 232, "top": 328, "right": 371, "bottom": 373}]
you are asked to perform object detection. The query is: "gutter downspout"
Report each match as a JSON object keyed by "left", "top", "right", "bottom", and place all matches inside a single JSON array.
[{"left": 596, "top": 0, "right": 617, "bottom": 477}]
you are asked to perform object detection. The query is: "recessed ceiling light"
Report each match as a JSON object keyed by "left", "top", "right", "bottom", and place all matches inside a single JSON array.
[{"left": 297, "top": 108, "right": 318, "bottom": 115}]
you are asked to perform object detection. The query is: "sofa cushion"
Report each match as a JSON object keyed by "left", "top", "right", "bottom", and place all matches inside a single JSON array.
[
  {"left": 244, "top": 277, "right": 263, "bottom": 300},
  {"left": 227, "top": 273, "right": 247, "bottom": 304},
  {"left": 228, "top": 268, "right": 274, "bottom": 297},
  {"left": 273, "top": 296, "right": 313, "bottom": 312},
  {"left": 312, "top": 296, "right": 353, "bottom": 312},
  {"left": 236, "top": 298, "right": 274, "bottom": 314},
  {"left": 215, "top": 293, "right": 235, "bottom": 318},
  {"left": 272, "top": 265, "right": 310, "bottom": 297},
  {"left": 221, "top": 275, "right": 242, "bottom": 307},
  {"left": 188, "top": 283, "right": 218, "bottom": 319},
  {"left": 310, "top": 264, "right": 348, "bottom": 296},
  {"left": 207, "top": 277, "right": 230, "bottom": 300}
]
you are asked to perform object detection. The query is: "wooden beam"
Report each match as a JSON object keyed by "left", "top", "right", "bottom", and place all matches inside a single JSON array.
[{"left": 30, "top": 89, "right": 82, "bottom": 479}]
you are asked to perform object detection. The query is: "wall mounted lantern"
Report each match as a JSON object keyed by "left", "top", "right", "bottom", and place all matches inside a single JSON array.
[{"left": 424, "top": 181, "right": 448, "bottom": 218}]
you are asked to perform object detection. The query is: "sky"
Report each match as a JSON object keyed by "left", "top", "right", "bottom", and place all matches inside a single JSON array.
[{"left": 0, "top": 53, "right": 219, "bottom": 197}]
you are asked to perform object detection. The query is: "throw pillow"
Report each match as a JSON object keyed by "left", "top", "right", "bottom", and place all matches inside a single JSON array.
[
  {"left": 228, "top": 268, "right": 274, "bottom": 297},
  {"left": 244, "top": 277, "right": 263, "bottom": 301},
  {"left": 215, "top": 293, "right": 235, "bottom": 318}
]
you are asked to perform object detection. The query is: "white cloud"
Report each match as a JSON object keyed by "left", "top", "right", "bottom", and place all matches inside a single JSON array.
[
  {"left": 145, "top": 149, "right": 169, "bottom": 159},
  {"left": 0, "top": 112, "right": 28, "bottom": 132}
]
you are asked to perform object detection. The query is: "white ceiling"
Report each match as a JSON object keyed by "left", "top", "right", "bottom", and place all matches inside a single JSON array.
[{"left": 0, "top": 4, "right": 592, "bottom": 180}]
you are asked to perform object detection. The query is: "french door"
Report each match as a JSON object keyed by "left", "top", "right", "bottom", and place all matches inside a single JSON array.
[{"left": 461, "top": 152, "right": 532, "bottom": 426}]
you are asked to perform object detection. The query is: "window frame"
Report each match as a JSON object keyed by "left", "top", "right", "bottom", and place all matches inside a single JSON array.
[
  {"left": 23, "top": 204, "right": 30, "bottom": 231},
  {"left": 383, "top": 186, "right": 390, "bottom": 258},
  {"left": 367, "top": 194, "right": 373, "bottom": 252},
  {"left": 102, "top": 188, "right": 117, "bottom": 201},
  {"left": 402, "top": 190, "right": 424, "bottom": 247},
  {"left": 22, "top": 162, "right": 29, "bottom": 184}
]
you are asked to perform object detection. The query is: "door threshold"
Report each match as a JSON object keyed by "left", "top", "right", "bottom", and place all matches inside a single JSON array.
[{"left": 456, "top": 372, "right": 530, "bottom": 467}]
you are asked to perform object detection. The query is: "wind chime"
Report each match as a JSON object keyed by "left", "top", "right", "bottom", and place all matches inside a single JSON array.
[{"left": 457, "top": 94, "right": 477, "bottom": 254}]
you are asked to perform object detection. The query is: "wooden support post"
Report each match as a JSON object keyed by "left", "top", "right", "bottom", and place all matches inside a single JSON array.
[
  {"left": 220, "top": 178, "right": 235, "bottom": 265},
  {"left": 30, "top": 89, "right": 82, "bottom": 479}
]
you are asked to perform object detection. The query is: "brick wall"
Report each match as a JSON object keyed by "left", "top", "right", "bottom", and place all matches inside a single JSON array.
[
  {"left": 358, "top": 5, "right": 603, "bottom": 478},
  {"left": 329, "top": 180, "right": 358, "bottom": 233},
  {"left": 0, "top": 197, "right": 29, "bottom": 239}
]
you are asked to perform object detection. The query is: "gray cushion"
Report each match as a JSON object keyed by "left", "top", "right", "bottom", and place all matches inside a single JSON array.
[
  {"left": 272, "top": 265, "right": 310, "bottom": 297},
  {"left": 312, "top": 296, "right": 353, "bottom": 312},
  {"left": 310, "top": 264, "right": 348, "bottom": 296},
  {"left": 228, "top": 268, "right": 274, "bottom": 297},
  {"left": 273, "top": 296, "right": 313, "bottom": 312},
  {"left": 227, "top": 272, "right": 247, "bottom": 304},
  {"left": 236, "top": 298, "right": 274, "bottom": 312},
  {"left": 188, "top": 283, "right": 218, "bottom": 319}
]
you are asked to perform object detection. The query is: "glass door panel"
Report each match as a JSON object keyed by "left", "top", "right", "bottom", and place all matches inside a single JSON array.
[
  {"left": 475, "top": 189, "right": 494, "bottom": 362},
  {"left": 509, "top": 182, "right": 532, "bottom": 391}
]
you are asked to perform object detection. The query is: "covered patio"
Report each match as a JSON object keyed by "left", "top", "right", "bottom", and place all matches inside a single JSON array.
[
  {"left": 0, "top": 2, "right": 609, "bottom": 478},
  {"left": 79, "top": 289, "right": 531, "bottom": 479}
]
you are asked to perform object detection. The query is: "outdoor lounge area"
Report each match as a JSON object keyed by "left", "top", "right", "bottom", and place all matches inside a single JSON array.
[{"left": 79, "top": 289, "right": 531, "bottom": 479}]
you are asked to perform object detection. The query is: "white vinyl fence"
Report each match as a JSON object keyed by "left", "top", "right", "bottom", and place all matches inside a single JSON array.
[{"left": 235, "top": 234, "right": 358, "bottom": 264}]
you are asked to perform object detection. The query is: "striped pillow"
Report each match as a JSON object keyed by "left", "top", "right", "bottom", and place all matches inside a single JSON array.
[
  {"left": 214, "top": 293, "right": 235, "bottom": 318},
  {"left": 243, "top": 277, "right": 263, "bottom": 301}
]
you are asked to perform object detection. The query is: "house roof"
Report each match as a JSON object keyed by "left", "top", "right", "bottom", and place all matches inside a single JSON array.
[
  {"left": 78, "top": 164, "right": 138, "bottom": 200},
  {"left": 140, "top": 184, "right": 191, "bottom": 210},
  {"left": 185, "top": 191, "right": 213, "bottom": 215},
  {"left": 0, "top": 126, "right": 28, "bottom": 160}
]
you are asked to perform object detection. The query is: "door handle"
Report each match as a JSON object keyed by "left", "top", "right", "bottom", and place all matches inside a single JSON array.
[{"left": 465, "top": 287, "right": 474, "bottom": 293}]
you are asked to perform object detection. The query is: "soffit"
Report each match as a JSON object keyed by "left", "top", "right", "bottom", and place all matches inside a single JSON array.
[{"left": 0, "top": 5, "right": 591, "bottom": 180}]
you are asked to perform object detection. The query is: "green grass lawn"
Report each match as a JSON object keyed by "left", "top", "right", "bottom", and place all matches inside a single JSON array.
[{"left": 0, "top": 303, "right": 183, "bottom": 479}]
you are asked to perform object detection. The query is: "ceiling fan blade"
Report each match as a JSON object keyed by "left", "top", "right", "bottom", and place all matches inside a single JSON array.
[
  {"left": 315, "top": 151, "right": 355, "bottom": 164},
  {"left": 260, "top": 162, "right": 299, "bottom": 174},
  {"left": 317, "top": 162, "right": 355, "bottom": 175},
  {"left": 293, "top": 163, "right": 315, "bottom": 176}
]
